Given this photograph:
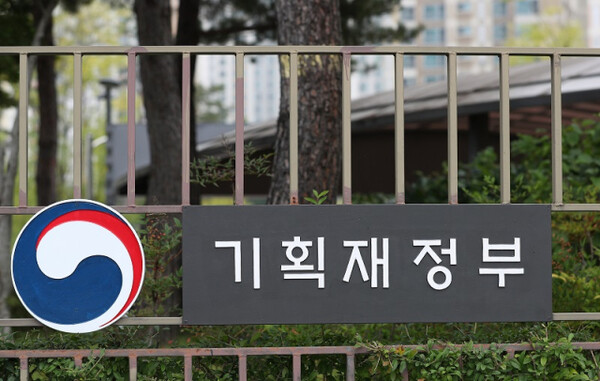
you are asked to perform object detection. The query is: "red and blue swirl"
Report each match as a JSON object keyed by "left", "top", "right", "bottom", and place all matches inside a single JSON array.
[{"left": 11, "top": 200, "right": 144, "bottom": 333}]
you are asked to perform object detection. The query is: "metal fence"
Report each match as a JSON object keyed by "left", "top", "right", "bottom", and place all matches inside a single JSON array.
[
  {"left": 3, "top": 45, "right": 600, "bottom": 213},
  {"left": 1, "top": 45, "right": 600, "bottom": 379},
  {"left": 3, "top": 342, "right": 600, "bottom": 381}
]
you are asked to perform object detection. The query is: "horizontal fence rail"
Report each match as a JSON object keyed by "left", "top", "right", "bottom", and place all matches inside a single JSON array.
[
  {"left": 2, "top": 45, "right": 600, "bottom": 54},
  {"left": 0, "top": 313, "right": 598, "bottom": 328},
  {"left": 1, "top": 45, "right": 600, "bottom": 326},
  {"left": 4, "top": 342, "right": 600, "bottom": 381}
]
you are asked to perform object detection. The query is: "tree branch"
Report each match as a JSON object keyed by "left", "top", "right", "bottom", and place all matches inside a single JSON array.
[{"left": 200, "top": 21, "right": 277, "bottom": 40}]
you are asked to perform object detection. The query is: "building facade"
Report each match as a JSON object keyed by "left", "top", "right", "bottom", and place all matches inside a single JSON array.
[
  {"left": 394, "top": 0, "right": 600, "bottom": 87},
  {"left": 197, "top": 0, "right": 600, "bottom": 123}
]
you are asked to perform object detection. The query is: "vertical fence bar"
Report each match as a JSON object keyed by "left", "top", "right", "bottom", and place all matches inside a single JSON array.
[
  {"left": 184, "top": 355, "right": 192, "bottom": 381},
  {"left": 19, "top": 357, "right": 27, "bottom": 381},
  {"left": 395, "top": 52, "right": 405, "bottom": 204},
  {"left": 499, "top": 53, "right": 511, "bottom": 204},
  {"left": 238, "top": 354, "right": 248, "bottom": 381},
  {"left": 127, "top": 52, "right": 136, "bottom": 206},
  {"left": 447, "top": 52, "right": 458, "bottom": 204},
  {"left": 86, "top": 133, "right": 93, "bottom": 199},
  {"left": 181, "top": 52, "right": 191, "bottom": 206},
  {"left": 18, "top": 53, "right": 28, "bottom": 207},
  {"left": 235, "top": 52, "right": 245, "bottom": 205},
  {"left": 342, "top": 52, "right": 352, "bottom": 204},
  {"left": 345, "top": 354, "right": 355, "bottom": 381},
  {"left": 289, "top": 52, "right": 299, "bottom": 204},
  {"left": 129, "top": 355, "right": 137, "bottom": 381},
  {"left": 73, "top": 53, "right": 83, "bottom": 199},
  {"left": 74, "top": 355, "right": 83, "bottom": 367},
  {"left": 551, "top": 53, "right": 563, "bottom": 205},
  {"left": 292, "top": 354, "right": 301, "bottom": 381}
]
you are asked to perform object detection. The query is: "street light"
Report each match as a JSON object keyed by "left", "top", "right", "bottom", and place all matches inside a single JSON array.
[
  {"left": 86, "top": 134, "right": 108, "bottom": 199},
  {"left": 99, "top": 78, "right": 121, "bottom": 127},
  {"left": 87, "top": 78, "right": 121, "bottom": 200}
]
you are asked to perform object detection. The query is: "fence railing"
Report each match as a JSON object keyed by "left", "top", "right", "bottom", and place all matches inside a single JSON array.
[
  {"left": 2, "top": 45, "right": 600, "bottom": 379},
  {"left": 2, "top": 45, "right": 600, "bottom": 213},
  {"left": 3, "top": 342, "right": 600, "bottom": 381}
]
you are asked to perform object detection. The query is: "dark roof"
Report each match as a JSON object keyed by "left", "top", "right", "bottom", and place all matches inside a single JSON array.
[
  {"left": 106, "top": 122, "right": 233, "bottom": 199},
  {"left": 197, "top": 57, "right": 600, "bottom": 155},
  {"left": 107, "top": 58, "right": 600, "bottom": 196}
]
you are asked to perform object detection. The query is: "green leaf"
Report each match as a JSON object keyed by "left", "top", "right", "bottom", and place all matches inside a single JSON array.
[
  {"left": 399, "top": 360, "right": 407, "bottom": 373},
  {"left": 576, "top": 153, "right": 593, "bottom": 164},
  {"left": 304, "top": 197, "right": 318, "bottom": 205}
]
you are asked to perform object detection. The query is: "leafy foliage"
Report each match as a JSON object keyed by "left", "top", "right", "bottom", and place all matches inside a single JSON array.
[
  {"left": 506, "top": 6, "right": 583, "bottom": 65},
  {"left": 0, "top": 0, "right": 34, "bottom": 108},
  {"left": 304, "top": 189, "right": 329, "bottom": 205},
  {"left": 360, "top": 335, "right": 599, "bottom": 380},
  {"left": 340, "top": 0, "right": 421, "bottom": 44},
  {"left": 132, "top": 215, "right": 183, "bottom": 318},
  {"left": 190, "top": 142, "right": 272, "bottom": 189},
  {"left": 194, "top": 84, "right": 230, "bottom": 123},
  {"left": 408, "top": 119, "right": 600, "bottom": 313},
  {"left": 195, "top": 0, "right": 419, "bottom": 45}
]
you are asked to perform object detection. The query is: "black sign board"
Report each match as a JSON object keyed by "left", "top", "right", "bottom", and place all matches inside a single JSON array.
[{"left": 183, "top": 205, "right": 551, "bottom": 325}]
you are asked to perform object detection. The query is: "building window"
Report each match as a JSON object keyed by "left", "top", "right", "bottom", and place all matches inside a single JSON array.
[
  {"left": 493, "top": 0, "right": 507, "bottom": 17},
  {"left": 424, "top": 4, "right": 445, "bottom": 20},
  {"left": 404, "top": 55, "right": 416, "bottom": 68},
  {"left": 494, "top": 25, "right": 507, "bottom": 41},
  {"left": 515, "top": 24, "right": 527, "bottom": 37},
  {"left": 402, "top": 7, "right": 415, "bottom": 21},
  {"left": 404, "top": 77, "right": 416, "bottom": 87},
  {"left": 458, "top": 25, "right": 472, "bottom": 37},
  {"left": 425, "top": 75, "right": 444, "bottom": 83},
  {"left": 424, "top": 55, "right": 445, "bottom": 68},
  {"left": 424, "top": 28, "right": 445, "bottom": 44},
  {"left": 457, "top": 2, "right": 471, "bottom": 13},
  {"left": 516, "top": 0, "right": 538, "bottom": 15}
]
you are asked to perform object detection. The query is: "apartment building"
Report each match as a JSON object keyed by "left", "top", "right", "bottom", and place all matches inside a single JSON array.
[
  {"left": 197, "top": 0, "right": 600, "bottom": 123},
  {"left": 392, "top": 0, "right": 600, "bottom": 87}
]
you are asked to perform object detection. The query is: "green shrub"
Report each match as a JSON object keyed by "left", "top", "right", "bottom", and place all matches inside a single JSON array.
[
  {"left": 553, "top": 268, "right": 600, "bottom": 312},
  {"left": 360, "top": 335, "right": 600, "bottom": 380},
  {"left": 407, "top": 119, "right": 600, "bottom": 312}
]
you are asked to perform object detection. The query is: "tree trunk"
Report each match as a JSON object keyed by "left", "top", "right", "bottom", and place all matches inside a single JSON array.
[
  {"left": 175, "top": 0, "right": 200, "bottom": 204},
  {"left": 134, "top": 0, "right": 182, "bottom": 344},
  {"left": 34, "top": 0, "right": 58, "bottom": 206},
  {"left": 135, "top": 0, "right": 182, "bottom": 206},
  {"left": 268, "top": 0, "right": 343, "bottom": 204}
]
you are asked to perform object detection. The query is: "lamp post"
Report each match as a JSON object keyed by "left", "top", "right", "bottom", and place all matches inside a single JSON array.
[
  {"left": 99, "top": 78, "right": 120, "bottom": 127},
  {"left": 86, "top": 134, "right": 108, "bottom": 199},
  {"left": 88, "top": 79, "right": 120, "bottom": 200}
]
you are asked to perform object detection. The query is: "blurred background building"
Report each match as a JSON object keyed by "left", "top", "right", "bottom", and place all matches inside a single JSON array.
[{"left": 195, "top": 0, "right": 600, "bottom": 124}]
